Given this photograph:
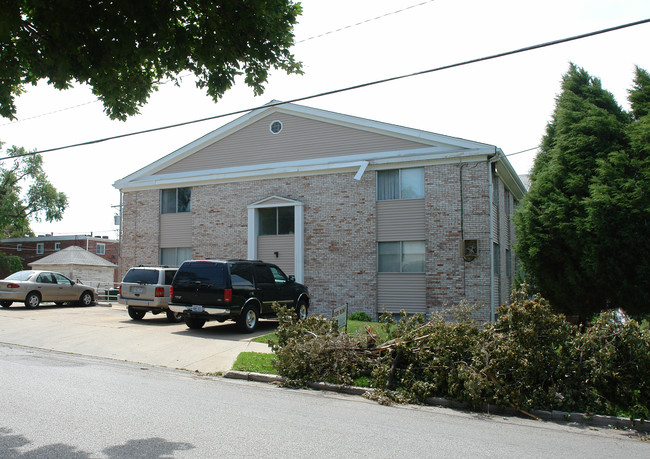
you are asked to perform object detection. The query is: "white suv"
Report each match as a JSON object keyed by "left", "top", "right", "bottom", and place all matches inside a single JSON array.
[{"left": 118, "top": 266, "right": 179, "bottom": 322}]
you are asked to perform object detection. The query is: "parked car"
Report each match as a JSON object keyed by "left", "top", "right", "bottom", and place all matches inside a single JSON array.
[
  {"left": 118, "top": 266, "right": 179, "bottom": 322},
  {"left": 0, "top": 270, "right": 97, "bottom": 308},
  {"left": 169, "top": 259, "right": 309, "bottom": 332}
]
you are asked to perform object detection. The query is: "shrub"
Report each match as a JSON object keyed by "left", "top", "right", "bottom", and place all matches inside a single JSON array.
[
  {"left": 348, "top": 311, "right": 373, "bottom": 322},
  {"left": 0, "top": 253, "right": 22, "bottom": 278}
]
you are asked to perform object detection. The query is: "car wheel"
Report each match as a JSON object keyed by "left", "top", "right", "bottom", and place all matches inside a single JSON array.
[
  {"left": 1, "top": 300, "right": 12, "bottom": 308},
  {"left": 127, "top": 306, "right": 146, "bottom": 320},
  {"left": 238, "top": 304, "right": 259, "bottom": 333},
  {"left": 79, "top": 291, "right": 94, "bottom": 306},
  {"left": 296, "top": 298, "right": 308, "bottom": 320},
  {"left": 185, "top": 317, "right": 206, "bottom": 329},
  {"left": 166, "top": 310, "right": 182, "bottom": 323},
  {"left": 25, "top": 292, "right": 41, "bottom": 308}
]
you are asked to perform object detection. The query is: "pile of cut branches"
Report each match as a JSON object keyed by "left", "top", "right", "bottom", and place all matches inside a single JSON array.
[{"left": 270, "top": 290, "right": 650, "bottom": 420}]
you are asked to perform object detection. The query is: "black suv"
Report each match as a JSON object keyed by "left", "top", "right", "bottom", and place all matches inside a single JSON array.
[{"left": 168, "top": 259, "right": 309, "bottom": 332}]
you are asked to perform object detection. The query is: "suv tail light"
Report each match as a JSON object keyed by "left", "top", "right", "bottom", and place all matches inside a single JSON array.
[
  {"left": 170, "top": 286, "right": 173, "bottom": 297},
  {"left": 118, "top": 285, "right": 122, "bottom": 296},
  {"left": 224, "top": 288, "right": 232, "bottom": 303},
  {"left": 155, "top": 287, "right": 164, "bottom": 297}
]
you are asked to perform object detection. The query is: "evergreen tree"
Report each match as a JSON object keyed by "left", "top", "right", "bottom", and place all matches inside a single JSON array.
[
  {"left": 584, "top": 67, "right": 650, "bottom": 315},
  {"left": 515, "top": 64, "right": 632, "bottom": 317}
]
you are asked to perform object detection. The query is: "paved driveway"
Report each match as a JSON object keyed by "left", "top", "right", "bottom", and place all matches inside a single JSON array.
[{"left": 0, "top": 302, "right": 274, "bottom": 373}]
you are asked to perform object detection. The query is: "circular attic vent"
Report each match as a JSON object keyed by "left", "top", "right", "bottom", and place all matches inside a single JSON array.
[{"left": 269, "top": 120, "right": 283, "bottom": 134}]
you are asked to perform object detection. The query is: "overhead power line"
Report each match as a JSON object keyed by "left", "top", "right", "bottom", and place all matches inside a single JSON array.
[
  {"left": 297, "top": 0, "right": 437, "bottom": 43},
  {"left": 1, "top": 17, "right": 648, "bottom": 162},
  {"left": 505, "top": 146, "right": 540, "bottom": 157}
]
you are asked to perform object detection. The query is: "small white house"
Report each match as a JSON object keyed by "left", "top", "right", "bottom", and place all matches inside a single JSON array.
[{"left": 29, "top": 246, "right": 117, "bottom": 290}]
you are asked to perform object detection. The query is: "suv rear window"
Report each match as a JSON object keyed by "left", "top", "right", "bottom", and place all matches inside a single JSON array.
[
  {"left": 122, "top": 269, "right": 160, "bottom": 284},
  {"left": 174, "top": 262, "right": 227, "bottom": 288}
]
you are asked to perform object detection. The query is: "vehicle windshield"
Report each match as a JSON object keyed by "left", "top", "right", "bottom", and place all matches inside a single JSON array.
[
  {"left": 5, "top": 271, "right": 35, "bottom": 281},
  {"left": 122, "top": 269, "right": 160, "bottom": 284}
]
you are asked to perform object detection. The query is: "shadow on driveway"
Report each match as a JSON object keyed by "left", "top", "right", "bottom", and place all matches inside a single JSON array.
[{"left": 171, "top": 319, "right": 279, "bottom": 340}]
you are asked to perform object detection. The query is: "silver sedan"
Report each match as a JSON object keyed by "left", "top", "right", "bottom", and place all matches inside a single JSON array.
[{"left": 0, "top": 270, "right": 97, "bottom": 308}]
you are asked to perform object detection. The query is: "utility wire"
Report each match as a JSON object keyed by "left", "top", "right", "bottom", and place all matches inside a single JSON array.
[
  {"left": 0, "top": 99, "right": 101, "bottom": 127},
  {"left": 297, "top": 0, "right": 437, "bottom": 43},
  {"left": 505, "top": 146, "right": 539, "bottom": 157},
  {"left": 1, "top": 17, "right": 648, "bottom": 161}
]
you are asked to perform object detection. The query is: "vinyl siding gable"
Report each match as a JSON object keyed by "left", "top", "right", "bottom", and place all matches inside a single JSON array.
[{"left": 155, "top": 113, "right": 432, "bottom": 175}]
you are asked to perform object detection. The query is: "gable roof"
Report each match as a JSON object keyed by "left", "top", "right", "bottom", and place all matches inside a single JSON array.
[
  {"left": 29, "top": 246, "right": 116, "bottom": 268},
  {"left": 114, "top": 101, "right": 525, "bottom": 197}
]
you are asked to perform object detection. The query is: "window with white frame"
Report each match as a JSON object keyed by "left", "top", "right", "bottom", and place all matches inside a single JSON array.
[
  {"left": 258, "top": 207, "right": 294, "bottom": 235},
  {"left": 36, "top": 243, "right": 44, "bottom": 255},
  {"left": 55, "top": 242, "right": 61, "bottom": 251},
  {"left": 16, "top": 244, "right": 22, "bottom": 252},
  {"left": 96, "top": 243, "right": 105, "bottom": 255},
  {"left": 160, "top": 247, "right": 192, "bottom": 267},
  {"left": 378, "top": 241, "right": 425, "bottom": 272},
  {"left": 161, "top": 187, "right": 191, "bottom": 214},
  {"left": 377, "top": 168, "right": 424, "bottom": 200}
]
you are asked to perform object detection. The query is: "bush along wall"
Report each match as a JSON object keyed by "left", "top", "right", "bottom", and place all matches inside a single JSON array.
[{"left": 270, "top": 289, "right": 650, "bottom": 421}]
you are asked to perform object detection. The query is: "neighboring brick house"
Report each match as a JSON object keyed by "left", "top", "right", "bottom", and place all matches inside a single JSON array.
[
  {"left": 0, "top": 234, "right": 119, "bottom": 281},
  {"left": 113, "top": 102, "right": 526, "bottom": 321}
]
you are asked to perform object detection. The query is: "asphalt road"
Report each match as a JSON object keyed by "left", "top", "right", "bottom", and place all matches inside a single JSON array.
[
  {"left": 1, "top": 344, "right": 649, "bottom": 458},
  {"left": 0, "top": 302, "right": 273, "bottom": 373}
]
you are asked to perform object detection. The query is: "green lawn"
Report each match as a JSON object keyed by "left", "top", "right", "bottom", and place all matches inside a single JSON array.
[
  {"left": 232, "top": 352, "right": 276, "bottom": 374},
  {"left": 251, "top": 319, "right": 390, "bottom": 345}
]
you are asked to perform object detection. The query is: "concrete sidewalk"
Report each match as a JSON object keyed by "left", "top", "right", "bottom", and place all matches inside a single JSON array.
[{"left": 0, "top": 302, "right": 274, "bottom": 373}]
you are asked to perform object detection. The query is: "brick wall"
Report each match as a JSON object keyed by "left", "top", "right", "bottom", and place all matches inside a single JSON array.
[
  {"left": 425, "top": 163, "right": 492, "bottom": 321},
  {"left": 118, "top": 189, "right": 160, "bottom": 277},
  {"left": 189, "top": 172, "right": 377, "bottom": 317},
  {"left": 119, "top": 161, "right": 511, "bottom": 320}
]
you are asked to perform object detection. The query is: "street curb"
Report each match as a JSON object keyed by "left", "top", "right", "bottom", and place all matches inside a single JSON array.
[
  {"left": 425, "top": 397, "right": 650, "bottom": 432},
  {"left": 224, "top": 371, "right": 649, "bottom": 432},
  {"left": 223, "top": 371, "right": 368, "bottom": 396}
]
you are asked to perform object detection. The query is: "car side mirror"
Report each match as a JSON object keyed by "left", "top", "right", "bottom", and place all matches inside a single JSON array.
[{"left": 288, "top": 275, "right": 295, "bottom": 283}]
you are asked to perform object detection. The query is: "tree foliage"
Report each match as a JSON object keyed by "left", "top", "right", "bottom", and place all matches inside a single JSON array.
[
  {"left": 514, "top": 64, "right": 650, "bottom": 317},
  {"left": 0, "top": 144, "right": 68, "bottom": 237},
  {"left": 0, "top": 0, "right": 303, "bottom": 120}
]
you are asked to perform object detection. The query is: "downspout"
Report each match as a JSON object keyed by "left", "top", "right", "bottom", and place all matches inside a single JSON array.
[
  {"left": 488, "top": 150, "right": 499, "bottom": 322},
  {"left": 118, "top": 192, "right": 123, "bottom": 280}
]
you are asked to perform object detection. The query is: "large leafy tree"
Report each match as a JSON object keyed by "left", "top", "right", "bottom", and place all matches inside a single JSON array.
[
  {"left": 515, "top": 64, "right": 650, "bottom": 317},
  {"left": 0, "top": 0, "right": 302, "bottom": 120},
  {"left": 0, "top": 144, "right": 68, "bottom": 237}
]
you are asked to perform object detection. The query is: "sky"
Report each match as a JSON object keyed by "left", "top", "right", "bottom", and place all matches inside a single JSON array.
[{"left": 1, "top": 0, "right": 649, "bottom": 238}]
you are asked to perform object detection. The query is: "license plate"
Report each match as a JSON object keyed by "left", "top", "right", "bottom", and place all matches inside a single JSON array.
[
  {"left": 192, "top": 305, "right": 204, "bottom": 313},
  {"left": 133, "top": 287, "right": 144, "bottom": 294}
]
